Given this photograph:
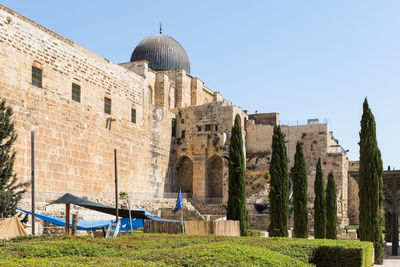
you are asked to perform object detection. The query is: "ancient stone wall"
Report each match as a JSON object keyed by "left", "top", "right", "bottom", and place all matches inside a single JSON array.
[
  {"left": 248, "top": 113, "right": 280, "bottom": 126},
  {"left": 0, "top": 5, "right": 173, "bottom": 202},
  {"left": 167, "top": 101, "right": 247, "bottom": 203},
  {"left": 347, "top": 161, "right": 360, "bottom": 225},
  {"left": 164, "top": 69, "right": 218, "bottom": 108},
  {"left": 245, "top": 118, "right": 350, "bottom": 226},
  {"left": 246, "top": 120, "right": 274, "bottom": 156}
]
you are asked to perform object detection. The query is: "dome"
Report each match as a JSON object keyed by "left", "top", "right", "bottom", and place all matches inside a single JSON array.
[{"left": 130, "top": 35, "right": 191, "bottom": 73}]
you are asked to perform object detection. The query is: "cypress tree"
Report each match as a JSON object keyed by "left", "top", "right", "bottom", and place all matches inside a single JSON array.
[
  {"left": 268, "top": 125, "right": 289, "bottom": 237},
  {"left": 358, "top": 98, "right": 383, "bottom": 264},
  {"left": 292, "top": 141, "right": 308, "bottom": 238},
  {"left": 0, "top": 98, "right": 29, "bottom": 218},
  {"left": 325, "top": 172, "right": 337, "bottom": 239},
  {"left": 227, "top": 115, "right": 248, "bottom": 236},
  {"left": 384, "top": 210, "right": 392, "bottom": 242},
  {"left": 314, "top": 158, "right": 326, "bottom": 239}
]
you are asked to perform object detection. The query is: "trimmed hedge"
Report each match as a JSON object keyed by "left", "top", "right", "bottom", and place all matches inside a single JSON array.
[
  {"left": 235, "top": 237, "right": 373, "bottom": 267},
  {"left": 0, "top": 233, "right": 373, "bottom": 267}
]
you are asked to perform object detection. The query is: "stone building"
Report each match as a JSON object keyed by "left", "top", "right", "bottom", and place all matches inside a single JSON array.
[
  {"left": 0, "top": 4, "right": 355, "bottom": 231},
  {"left": 246, "top": 114, "right": 350, "bottom": 226}
]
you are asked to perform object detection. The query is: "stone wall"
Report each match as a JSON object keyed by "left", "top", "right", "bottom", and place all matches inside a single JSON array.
[
  {"left": 348, "top": 161, "right": 360, "bottom": 225},
  {"left": 245, "top": 117, "right": 350, "bottom": 226},
  {"left": 0, "top": 5, "right": 174, "bottom": 201},
  {"left": 248, "top": 113, "right": 279, "bottom": 126}
]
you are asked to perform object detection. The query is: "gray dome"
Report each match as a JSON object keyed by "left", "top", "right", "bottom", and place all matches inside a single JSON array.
[{"left": 130, "top": 35, "right": 191, "bottom": 73}]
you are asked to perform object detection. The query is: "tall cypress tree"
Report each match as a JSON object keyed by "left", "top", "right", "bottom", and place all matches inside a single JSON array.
[
  {"left": 314, "top": 158, "right": 325, "bottom": 239},
  {"left": 0, "top": 98, "right": 29, "bottom": 218},
  {"left": 268, "top": 125, "right": 289, "bottom": 237},
  {"left": 384, "top": 210, "right": 392, "bottom": 242},
  {"left": 227, "top": 115, "right": 248, "bottom": 236},
  {"left": 325, "top": 172, "right": 337, "bottom": 239},
  {"left": 358, "top": 98, "right": 383, "bottom": 264},
  {"left": 292, "top": 141, "right": 308, "bottom": 238}
]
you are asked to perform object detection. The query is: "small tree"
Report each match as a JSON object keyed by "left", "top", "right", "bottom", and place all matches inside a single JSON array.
[
  {"left": 0, "top": 98, "right": 29, "bottom": 218},
  {"left": 384, "top": 210, "right": 392, "bottom": 242},
  {"left": 227, "top": 115, "right": 248, "bottom": 236},
  {"left": 325, "top": 172, "right": 337, "bottom": 239},
  {"left": 358, "top": 98, "right": 383, "bottom": 264},
  {"left": 268, "top": 125, "right": 289, "bottom": 237},
  {"left": 314, "top": 158, "right": 326, "bottom": 239},
  {"left": 292, "top": 141, "right": 308, "bottom": 238}
]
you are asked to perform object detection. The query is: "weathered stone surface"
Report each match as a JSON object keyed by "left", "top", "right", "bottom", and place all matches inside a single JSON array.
[{"left": 246, "top": 116, "right": 350, "bottom": 227}]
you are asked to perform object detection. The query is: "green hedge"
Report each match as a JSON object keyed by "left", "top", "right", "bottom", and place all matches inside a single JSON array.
[
  {"left": 0, "top": 233, "right": 373, "bottom": 267},
  {"left": 235, "top": 237, "right": 373, "bottom": 267}
]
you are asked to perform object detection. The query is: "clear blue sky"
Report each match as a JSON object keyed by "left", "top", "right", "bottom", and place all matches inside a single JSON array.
[{"left": 3, "top": 1, "right": 399, "bottom": 168}]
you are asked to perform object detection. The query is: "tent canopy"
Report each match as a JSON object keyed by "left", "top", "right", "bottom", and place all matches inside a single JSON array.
[
  {"left": 18, "top": 207, "right": 179, "bottom": 231},
  {"left": 18, "top": 209, "right": 144, "bottom": 231},
  {"left": 49, "top": 193, "right": 148, "bottom": 219},
  {"left": 0, "top": 216, "right": 27, "bottom": 239}
]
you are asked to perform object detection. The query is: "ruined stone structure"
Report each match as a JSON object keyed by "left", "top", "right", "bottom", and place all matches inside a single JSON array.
[
  {"left": 246, "top": 114, "right": 350, "bottom": 226},
  {"left": 0, "top": 4, "right": 356, "bottom": 231}
]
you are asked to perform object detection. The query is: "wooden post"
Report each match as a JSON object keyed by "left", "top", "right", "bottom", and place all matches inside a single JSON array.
[
  {"left": 71, "top": 214, "right": 78, "bottom": 235},
  {"left": 114, "top": 149, "right": 119, "bottom": 224},
  {"left": 65, "top": 203, "right": 70, "bottom": 234},
  {"left": 31, "top": 131, "right": 35, "bottom": 235}
]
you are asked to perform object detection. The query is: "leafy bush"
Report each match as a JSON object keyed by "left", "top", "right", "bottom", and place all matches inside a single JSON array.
[
  {"left": 0, "top": 233, "right": 373, "bottom": 267},
  {"left": 247, "top": 229, "right": 261, "bottom": 237}
]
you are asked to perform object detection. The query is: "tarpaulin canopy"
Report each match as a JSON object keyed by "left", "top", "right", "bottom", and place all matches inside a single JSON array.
[
  {"left": 48, "top": 193, "right": 148, "bottom": 219},
  {"left": 18, "top": 209, "right": 144, "bottom": 231},
  {"left": 18, "top": 208, "right": 178, "bottom": 231},
  {"left": 0, "top": 216, "right": 27, "bottom": 239}
]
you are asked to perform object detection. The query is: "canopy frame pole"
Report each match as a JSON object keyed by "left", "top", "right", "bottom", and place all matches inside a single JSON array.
[
  {"left": 31, "top": 131, "right": 35, "bottom": 235},
  {"left": 65, "top": 203, "right": 70, "bottom": 234},
  {"left": 128, "top": 198, "right": 133, "bottom": 233},
  {"left": 114, "top": 149, "right": 119, "bottom": 224}
]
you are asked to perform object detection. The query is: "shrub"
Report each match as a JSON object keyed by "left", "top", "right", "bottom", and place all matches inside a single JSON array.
[{"left": 0, "top": 233, "right": 373, "bottom": 267}]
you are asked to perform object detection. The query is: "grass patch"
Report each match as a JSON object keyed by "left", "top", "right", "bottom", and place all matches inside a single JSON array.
[{"left": 0, "top": 233, "right": 373, "bottom": 266}]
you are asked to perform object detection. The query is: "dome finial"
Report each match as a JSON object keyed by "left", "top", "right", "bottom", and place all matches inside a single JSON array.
[{"left": 159, "top": 22, "right": 162, "bottom": 34}]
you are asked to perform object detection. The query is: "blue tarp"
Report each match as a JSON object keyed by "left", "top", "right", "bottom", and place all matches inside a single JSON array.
[{"left": 18, "top": 209, "right": 145, "bottom": 231}]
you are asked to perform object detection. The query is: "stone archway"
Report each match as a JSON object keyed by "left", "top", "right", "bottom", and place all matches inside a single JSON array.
[
  {"left": 172, "top": 156, "right": 193, "bottom": 195},
  {"left": 206, "top": 155, "right": 223, "bottom": 199}
]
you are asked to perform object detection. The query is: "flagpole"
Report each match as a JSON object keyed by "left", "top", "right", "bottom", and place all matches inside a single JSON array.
[{"left": 173, "top": 188, "right": 184, "bottom": 233}]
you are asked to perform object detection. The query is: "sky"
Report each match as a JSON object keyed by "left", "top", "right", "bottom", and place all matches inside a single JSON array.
[{"left": 2, "top": 0, "right": 399, "bottom": 168}]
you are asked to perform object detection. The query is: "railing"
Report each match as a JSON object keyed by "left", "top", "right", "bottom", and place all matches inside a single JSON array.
[{"left": 281, "top": 118, "right": 330, "bottom": 126}]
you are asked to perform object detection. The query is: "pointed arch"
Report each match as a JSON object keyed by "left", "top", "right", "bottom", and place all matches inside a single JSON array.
[
  {"left": 172, "top": 156, "right": 193, "bottom": 195},
  {"left": 206, "top": 154, "right": 223, "bottom": 199}
]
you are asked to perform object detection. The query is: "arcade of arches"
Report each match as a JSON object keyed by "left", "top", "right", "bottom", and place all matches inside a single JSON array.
[{"left": 171, "top": 155, "right": 224, "bottom": 200}]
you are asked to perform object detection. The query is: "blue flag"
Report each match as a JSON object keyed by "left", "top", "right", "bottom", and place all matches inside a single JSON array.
[{"left": 172, "top": 188, "right": 183, "bottom": 214}]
